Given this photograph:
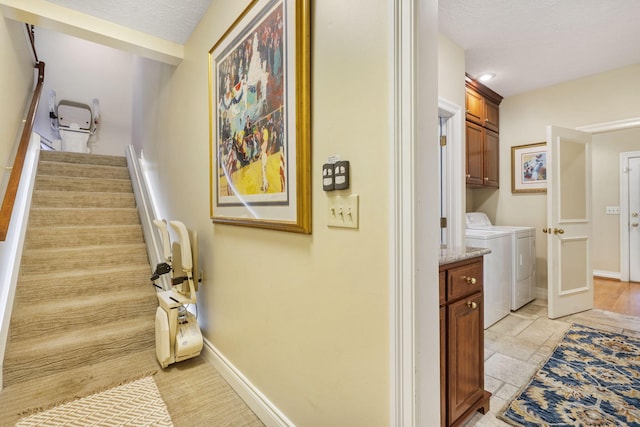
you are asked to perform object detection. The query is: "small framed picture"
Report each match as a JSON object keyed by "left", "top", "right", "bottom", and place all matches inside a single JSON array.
[{"left": 511, "top": 142, "right": 547, "bottom": 193}]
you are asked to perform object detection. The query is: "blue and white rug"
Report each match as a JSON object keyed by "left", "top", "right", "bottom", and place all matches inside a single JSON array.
[{"left": 500, "top": 323, "right": 640, "bottom": 427}]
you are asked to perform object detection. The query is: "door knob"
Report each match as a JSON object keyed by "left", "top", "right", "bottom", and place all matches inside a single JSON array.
[
  {"left": 466, "top": 301, "right": 477, "bottom": 309},
  {"left": 542, "top": 228, "right": 549, "bottom": 234},
  {"left": 633, "top": 212, "right": 639, "bottom": 218},
  {"left": 553, "top": 228, "right": 565, "bottom": 234},
  {"left": 632, "top": 223, "right": 639, "bottom": 228}
]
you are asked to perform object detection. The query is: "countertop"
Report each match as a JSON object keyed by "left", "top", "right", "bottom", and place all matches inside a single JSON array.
[{"left": 439, "top": 246, "right": 490, "bottom": 265}]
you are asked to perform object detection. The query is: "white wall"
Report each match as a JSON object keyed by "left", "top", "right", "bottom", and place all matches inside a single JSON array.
[
  {"left": 471, "top": 63, "right": 640, "bottom": 291},
  {"left": 33, "top": 26, "right": 134, "bottom": 156},
  {"left": 134, "top": 0, "right": 397, "bottom": 424}
]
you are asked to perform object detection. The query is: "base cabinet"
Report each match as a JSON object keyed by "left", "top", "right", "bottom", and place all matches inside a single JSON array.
[{"left": 440, "top": 257, "right": 490, "bottom": 426}]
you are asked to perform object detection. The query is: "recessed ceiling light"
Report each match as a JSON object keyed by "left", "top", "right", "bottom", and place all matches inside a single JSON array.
[{"left": 478, "top": 73, "right": 495, "bottom": 82}]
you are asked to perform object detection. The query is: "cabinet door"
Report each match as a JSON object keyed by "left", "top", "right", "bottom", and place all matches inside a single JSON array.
[
  {"left": 440, "top": 306, "right": 447, "bottom": 427},
  {"left": 465, "top": 121, "right": 484, "bottom": 186},
  {"left": 465, "top": 88, "right": 483, "bottom": 126},
  {"left": 483, "top": 98, "right": 500, "bottom": 132},
  {"left": 447, "top": 292, "right": 484, "bottom": 424},
  {"left": 483, "top": 129, "right": 499, "bottom": 187}
]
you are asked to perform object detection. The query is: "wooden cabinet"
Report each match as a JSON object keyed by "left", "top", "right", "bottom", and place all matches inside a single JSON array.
[
  {"left": 465, "top": 76, "right": 503, "bottom": 188},
  {"left": 440, "top": 257, "right": 490, "bottom": 427}
]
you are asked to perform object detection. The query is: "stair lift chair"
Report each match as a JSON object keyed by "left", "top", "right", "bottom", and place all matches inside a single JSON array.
[
  {"left": 151, "top": 220, "right": 203, "bottom": 368},
  {"left": 48, "top": 90, "right": 100, "bottom": 153}
]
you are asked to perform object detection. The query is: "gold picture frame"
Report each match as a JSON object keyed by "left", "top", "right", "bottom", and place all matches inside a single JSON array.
[
  {"left": 511, "top": 142, "right": 547, "bottom": 193},
  {"left": 209, "top": 0, "right": 311, "bottom": 233}
]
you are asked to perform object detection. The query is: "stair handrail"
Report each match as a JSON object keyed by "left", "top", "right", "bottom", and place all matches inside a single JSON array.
[{"left": 0, "top": 26, "right": 45, "bottom": 241}]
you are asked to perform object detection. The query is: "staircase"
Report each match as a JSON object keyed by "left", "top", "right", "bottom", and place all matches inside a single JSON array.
[{"left": 3, "top": 150, "right": 158, "bottom": 387}]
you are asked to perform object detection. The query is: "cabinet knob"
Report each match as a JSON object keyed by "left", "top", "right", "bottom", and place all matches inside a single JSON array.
[
  {"left": 484, "top": 177, "right": 489, "bottom": 181},
  {"left": 462, "top": 275, "right": 476, "bottom": 285},
  {"left": 466, "top": 301, "right": 478, "bottom": 309},
  {"left": 465, "top": 174, "right": 471, "bottom": 179}
]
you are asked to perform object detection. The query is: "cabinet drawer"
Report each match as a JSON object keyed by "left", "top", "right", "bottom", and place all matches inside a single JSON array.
[{"left": 447, "top": 261, "right": 482, "bottom": 302}]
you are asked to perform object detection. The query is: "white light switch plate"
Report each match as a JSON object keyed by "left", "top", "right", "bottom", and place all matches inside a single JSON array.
[
  {"left": 327, "top": 194, "right": 359, "bottom": 229},
  {"left": 605, "top": 206, "right": 620, "bottom": 215}
]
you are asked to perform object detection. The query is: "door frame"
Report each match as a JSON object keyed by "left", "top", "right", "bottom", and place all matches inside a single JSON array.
[
  {"left": 438, "top": 97, "right": 464, "bottom": 249},
  {"left": 619, "top": 151, "right": 640, "bottom": 282},
  {"left": 576, "top": 117, "right": 640, "bottom": 282},
  {"left": 391, "top": 0, "right": 439, "bottom": 425}
]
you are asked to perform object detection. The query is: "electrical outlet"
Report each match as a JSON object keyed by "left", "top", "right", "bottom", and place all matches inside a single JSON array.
[{"left": 327, "top": 194, "right": 359, "bottom": 229}]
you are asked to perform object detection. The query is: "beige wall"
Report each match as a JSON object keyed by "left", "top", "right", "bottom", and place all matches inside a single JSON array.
[
  {"left": 592, "top": 128, "right": 640, "bottom": 273},
  {"left": 438, "top": 33, "right": 467, "bottom": 245},
  {"left": 470, "top": 63, "right": 640, "bottom": 291},
  {"left": 0, "top": 16, "right": 33, "bottom": 193},
  {"left": 437, "top": 33, "right": 465, "bottom": 106},
  {"left": 135, "top": 0, "right": 392, "bottom": 424}
]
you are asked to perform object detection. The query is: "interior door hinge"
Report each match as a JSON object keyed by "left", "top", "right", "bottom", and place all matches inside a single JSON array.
[
  {"left": 440, "top": 217, "right": 447, "bottom": 228},
  {"left": 440, "top": 135, "right": 447, "bottom": 147}
]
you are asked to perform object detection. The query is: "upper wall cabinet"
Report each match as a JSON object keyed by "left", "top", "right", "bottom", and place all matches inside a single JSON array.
[{"left": 465, "top": 76, "right": 503, "bottom": 188}]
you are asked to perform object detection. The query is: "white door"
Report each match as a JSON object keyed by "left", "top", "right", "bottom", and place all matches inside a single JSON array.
[
  {"left": 546, "top": 126, "right": 593, "bottom": 319},
  {"left": 630, "top": 157, "right": 640, "bottom": 282}
]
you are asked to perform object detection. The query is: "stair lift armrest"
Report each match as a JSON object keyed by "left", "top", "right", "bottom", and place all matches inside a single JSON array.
[
  {"left": 169, "top": 221, "right": 192, "bottom": 271},
  {"left": 153, "top": 219, "right": 172, "bottom": 263}
]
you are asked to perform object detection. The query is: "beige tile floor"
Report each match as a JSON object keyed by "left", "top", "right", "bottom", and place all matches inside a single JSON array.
[{"left": 462, "top": 299, "right": 640, "bottom": 426}]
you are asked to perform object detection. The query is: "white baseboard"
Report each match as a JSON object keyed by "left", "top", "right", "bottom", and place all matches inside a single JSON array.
[
  {"left": 200, "top": 338, "right": 295, "bottom": 427},
  {"left": 593, "top": 270, "right": 621, "bottom": 280}
]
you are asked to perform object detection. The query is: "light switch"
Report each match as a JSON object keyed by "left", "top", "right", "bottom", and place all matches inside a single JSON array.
[
  {"left": 605, "top": 206, "right": 620, "bottom": 215},
  {"left": 327, "top": 194, "right": 359, "bottom": 229}
]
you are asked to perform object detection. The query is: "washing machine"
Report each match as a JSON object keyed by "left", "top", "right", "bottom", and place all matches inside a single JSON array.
[
  {"left": 465, "top": 228, "right": 512, "bottom": 328},
  {"left": 466, "top": 212, "right": 536, "bottom": 310}
]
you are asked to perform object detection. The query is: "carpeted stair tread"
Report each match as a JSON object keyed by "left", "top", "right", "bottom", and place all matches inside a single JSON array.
[
  {"left": 19, "top": 243, "right": 149, "bottom": 274},
  {"left": 10, "top": 289, "right": 157, "bottom": 342},
  {"left": 4, "top": 150, "right": 158, "bottom": 389},
  {"left": 37, "top": 160, "right": 129, "bottom": 180},
  {"left": 15, "top": 265, "right": 154, "bottom": 304},
  {"left": 24, "top": 224, "right": 143, "bottom": 249},
  {"left": 3, "top": 317, "right": 155, "bottom": 386},
  {"left": 39, "top": 150, "right": 127, "bottom": 167},
  {"left": 35, "top": 175, "right": 133, "bottom": 193},
  {"left": 32, "top": 190, "right": 135, "bottom": 209},
  {"left": 29, "top": 207, "right": 140, "bottom": 226}
]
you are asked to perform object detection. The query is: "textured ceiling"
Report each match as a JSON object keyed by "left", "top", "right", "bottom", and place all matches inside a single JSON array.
[
  {"left": 439, "top": 0, "right": 640, "bottom": 97},
  {"left": 45, "top": 0, "right": 213, "bottom": 44},
  {"left": 43, "top": 1, "right": 640, "bottom": 97}
]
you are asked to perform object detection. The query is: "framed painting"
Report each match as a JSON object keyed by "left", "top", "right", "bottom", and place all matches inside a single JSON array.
[
  {"left": 209, "top": 0, "right": 311, "bottom": 233},
  {"left": 511, "top": 142, "right": 547, "bottom": 193}
]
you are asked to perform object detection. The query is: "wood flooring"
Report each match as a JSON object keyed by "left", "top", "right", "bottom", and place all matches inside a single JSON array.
[{"left": 594, "top": 277, "right": 640, "bottom": 316}]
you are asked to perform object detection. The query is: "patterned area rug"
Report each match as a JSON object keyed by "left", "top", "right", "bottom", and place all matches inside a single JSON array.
[
  {"left": 500, "top": 324, "right": 640, "bottom": 426},
  {"left": 16, "top": 376, "right": 173, "bottom": 426}
]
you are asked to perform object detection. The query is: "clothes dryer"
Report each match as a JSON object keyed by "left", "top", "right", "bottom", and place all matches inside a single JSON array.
[{"left": 467, "top": 212, "right": 536, "bottom": 310}]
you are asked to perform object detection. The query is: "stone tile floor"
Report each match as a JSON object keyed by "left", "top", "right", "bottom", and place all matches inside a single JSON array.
[{"left": 462, "top": 299, "right": 640, "bottom": 426}]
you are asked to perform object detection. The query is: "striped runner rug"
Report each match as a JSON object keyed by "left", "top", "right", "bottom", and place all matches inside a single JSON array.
[{"left": 16, "top": 376, "right": 173, "bottom": 426}]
